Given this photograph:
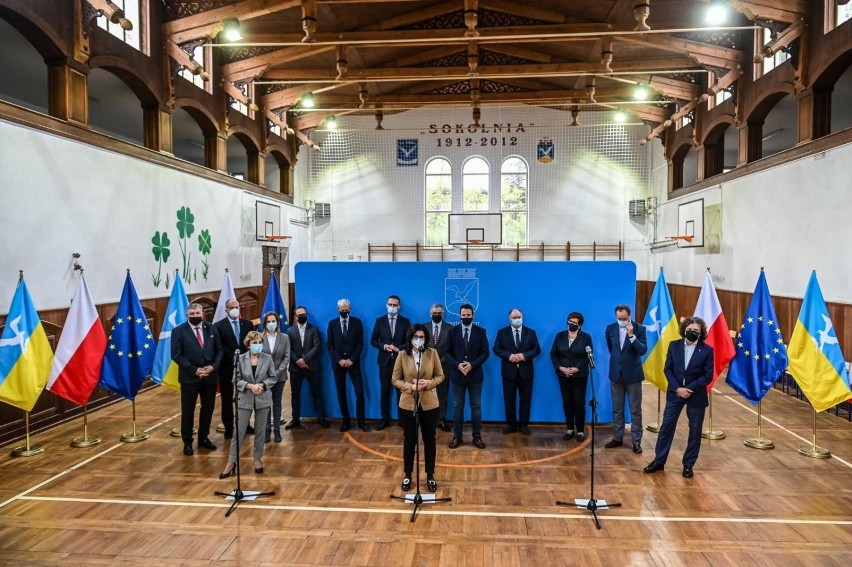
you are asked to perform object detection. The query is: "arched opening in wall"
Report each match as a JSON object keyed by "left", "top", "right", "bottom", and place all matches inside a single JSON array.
[
  {"left": 830, "top": 65, "right": 852, "bottom": 133},
  {"left": 670, "top": 144, "right": 691, "bottom": 191},
  {"left": 0, "top": 17, "right": 48, "bottom": 113},
  {"left": 226, "top": 131, "right": 255, "bottom": 181},
  {"left": 172, "top": 106, "right": 212, "bottom": 167},
  {"left": 87, "top": 67, "right": 144, "bottom": 145},
  {"left": 264, "top": 150, "right": 290, "bottom": 194},
  {"left": 723, "top": 124, "right": 739, "bottom": 172},
  {"left": 702, "top": 122, "right": 733, "bottom": 179},
  {"left": 758, "top": 93, "right": 797, "bottom": 159},
  {"left": 682, "top": 146, "right": 699, "bottom": 187}
]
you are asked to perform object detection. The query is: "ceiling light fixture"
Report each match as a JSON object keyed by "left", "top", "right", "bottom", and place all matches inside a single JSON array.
[
  {"left": 705, "top": 1, "right": 728, "bottom": 26},
  {"left": 222, "top": 19, "right": 242, "bottom": 42},
  {"left": 614, "top": 110, "right": 628, "bottom": 123},
  {"left": 300, "top": 92, "right": 315, "bottom": 108},
  {"left": 325, "top": 116, "right": 338, "bottom": 130},
  {"left": 633, "top": 86, "right": 649, "bottom": 100}
]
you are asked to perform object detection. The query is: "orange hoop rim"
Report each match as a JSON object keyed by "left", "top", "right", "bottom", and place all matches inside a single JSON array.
[
  {"left": 665, "top": 235, "right": 693, "bottom": 242},
  {"left": 266, "top": 235, "right": 292, "bottom": 242}
]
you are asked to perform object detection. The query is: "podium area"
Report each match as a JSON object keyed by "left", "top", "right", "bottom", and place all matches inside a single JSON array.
[{"left": 0, "top": 381, "right": 850, "bottom": 566}]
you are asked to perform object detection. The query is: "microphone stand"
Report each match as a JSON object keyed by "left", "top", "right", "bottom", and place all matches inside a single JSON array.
[
  {"left": 556, "top": 348, "right": 621, "bottom": 529},
  {"left": 390, "top": 348, "right": 451, "bottom": 522},
  {"left": 215, "top": 350, "right": 275, "bottom": 516}
]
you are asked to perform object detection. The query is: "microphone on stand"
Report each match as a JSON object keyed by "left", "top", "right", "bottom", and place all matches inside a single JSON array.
[{"left": 585, "top": 346, "right": 596, "bottom": 369}]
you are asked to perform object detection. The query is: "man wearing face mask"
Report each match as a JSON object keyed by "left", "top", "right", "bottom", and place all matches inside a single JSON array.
[
  {"left": 604, "top": 304, "right": 648, "bottom": 454},
  {"left": 213, "top": 298, "right": 255, "bottom": 439},
  {"left": 446, "top": 303, "right": 490, "bottom": 449},
  {"left": 426, "top": 304, "right": 452, "bottom": 432},
  {"left": 644, "top": 317, "right": 714, "bottom": 479},
  {"left": 287, "top": 306, "right": 330, "bottom": 429},
  {"left": 492, "top": 308, "right": 541, "bottom": 435},
  {"left": 370, "top": 295, "right": 411, "bottom": 430},
  {"left": 327, "top": 298, "right": 368, "bottom": 432}
]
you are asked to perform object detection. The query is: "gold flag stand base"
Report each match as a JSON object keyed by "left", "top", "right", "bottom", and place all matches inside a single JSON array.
[
  {"left": 71, "top": 404, "right": 101, "bottom": 448},
  {"left": 216, "top": 423, "right": 226, "bottom": 433},
  {"left": 645, "top": 390, "right": 661, "bottom": 433},
  {"left": 744, "top": 437, "right": 774, "bottom": 449},
  {"left": 645, "top": 423, "right": 660, "bottom": 433},
  {"left": 170, "top": 427, "right": 197, "bottom": 438},
  {"left": 700, "top": 391, "right": 725, "bottom": 440},
  {"left": 120, "top": 400, "right": 149, "bottom": 443},
  {"left": 797, "top": 444, "right": 831, "bottom": 459},
  {"left": 10, "top": 412, "right": 44, "bottom": 457}
]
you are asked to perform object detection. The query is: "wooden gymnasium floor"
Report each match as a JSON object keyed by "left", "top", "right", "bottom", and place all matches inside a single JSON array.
[{"left": 0, "top": 381, "right": 850, "bottom": 567}]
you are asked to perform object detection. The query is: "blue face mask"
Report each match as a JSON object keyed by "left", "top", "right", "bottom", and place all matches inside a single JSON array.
[
  {"left": 266, "top": 322, "right": 277, "bottom": 332},
  {"left": 510, "top": 318, "right": 523, "bottom": 328},
  {"left": 250, "top": 343, "right": 263, "bottom": 354},
  {"left": 617, "top": 319, "right": 628, "bottom": 329}
]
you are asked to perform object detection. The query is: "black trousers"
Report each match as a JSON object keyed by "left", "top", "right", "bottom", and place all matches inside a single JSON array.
[
  {"left": 399, "top": 406, "right": 439, "bottom": 475},
  {"left": 435, "top": 369, "right": 450, "bottom": 422},
  {"left": 180, "top": 375, "right": 218, "bottom": 443},
  {"left": 291, "top": 367, "right": 326, "bottom": 420},
  {"left": 218, "top": 368, "right": 235, "bottom": 434},
  {"left": 333, "top": 364, "right": 365, "bottom": 425},
  {"left": 502, "top": 374, "right": 533, "bottom": 427},
  {"left": 558, "top": 375, "right": 588, "bottom": 432},
  {"left": 378, "top": 361, "right": 398, "bottom": 421}
]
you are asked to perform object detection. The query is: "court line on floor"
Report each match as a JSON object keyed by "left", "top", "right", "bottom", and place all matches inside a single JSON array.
[{"left": 14, "top": 495, "right": 852, "bottom": 525}]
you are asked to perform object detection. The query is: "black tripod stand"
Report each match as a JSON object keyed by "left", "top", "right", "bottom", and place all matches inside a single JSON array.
[
  {"left": 215, "top": 350, "right": 275, "bottom": 516},
  {"left": 556, "top": 346, "right": 621, "bottom": 529},
  {"left": 390, "top": 348, "right": 451, "bottom": 522}
]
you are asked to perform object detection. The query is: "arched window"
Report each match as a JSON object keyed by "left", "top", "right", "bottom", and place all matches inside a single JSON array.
[
  {"left": 500, "top": 156, "right": 528, "bottom": 245},
  {"left": 425, "top": 157, "right": 452, "bottom": 245},
  {"left": 462, "top": 157, "right": 489, "bottom": 212}
]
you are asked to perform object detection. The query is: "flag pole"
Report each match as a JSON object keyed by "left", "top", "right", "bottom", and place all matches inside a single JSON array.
[
  {"left": 71, "top": 403, "right": 101, "bottom": 448},
  {"left": 121, "top": 400, "right": 149, "bottom": 442},
  {"left": 216, "top": 268, "right": 231, "bottom": 434},
  {"left": 11, "top": 412, "right": 45, "bottom": 457},
  {"left": 797, "top": 408, "right": 831, "bottom": 458},
  {"left": 645, "top": 389, "right": 661, "bottom": 432},
  {"left": 701, "top": 391, "right": 726, "bottom": 440},
  {"left": 743, "top": 400, "right": 773, "bottom": 449}
]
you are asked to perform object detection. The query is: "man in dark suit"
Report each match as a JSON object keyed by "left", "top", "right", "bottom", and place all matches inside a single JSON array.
[
  {"left": 492, "top": 308, "right": 542, "bottom": 436},
  {"left": 427, "top": 303, "right": 452, "bottom": 431},
  {"left": 644, "top": 317, "right": 714, "bottom": 479},
  {"left": 370, "top": 294, "right": 411, "bottom": 430},
  {"left": 604, "top": 304, "right": 648, "bottom": 454},
  {"left": 327, "top": 298, "right": 368, "bottom": 432},
  {"left": 446, "top": 303, "right": 490, "bottom": 449},
  {"left": 287, "top": 305, "right": 330, "bottom": 429},
  {"left": 171, "top": 302, "right": 223, "bottom": 456},
  {"left": 213, "top": 298, "right": 255, "bottom": 439}
]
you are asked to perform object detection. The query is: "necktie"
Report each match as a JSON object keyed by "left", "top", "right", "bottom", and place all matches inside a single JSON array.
[
  {"left": 464, "top": 327, "right": 469, "bottom": 343},
  {"left": 514, "top": 329, "right": 520, "bottom": 348},
  {"left": 389, "top": 316, "right": 396, "bottom": 338},
  {"left": 433, "top": 324, "right": 439, "bottom": 344},
  {"left": 194, "top": 326, "right": 204, "bottom": 347},
  {"left": 231, "top": 319, "right": 239, "bottom": 341},
  {"left": 342, "top": 319, "right": 348, "bottom": 335}
]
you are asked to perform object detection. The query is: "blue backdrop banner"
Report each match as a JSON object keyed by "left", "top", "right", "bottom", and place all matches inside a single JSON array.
[{"left": 294, "top": 261, "right": 637, "bottom": 425}]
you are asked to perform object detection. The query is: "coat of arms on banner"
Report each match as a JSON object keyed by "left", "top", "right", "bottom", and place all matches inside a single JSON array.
[
  {"left": 397, "top": 139, "right": 418, "bottom": 166},
  {"left": 445, "top": 268, "right": 479, "bottom": 317},
  {"left": 537, "top": 137, "right": 554, "bottom": 163}
]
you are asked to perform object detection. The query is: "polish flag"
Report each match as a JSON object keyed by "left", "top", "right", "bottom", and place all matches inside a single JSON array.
[
  {"left": 47, "top": 276, "right": 107, "bottom": 406},
  {"left": 694, "top": 271, "right": 735, "bottom": 391}
]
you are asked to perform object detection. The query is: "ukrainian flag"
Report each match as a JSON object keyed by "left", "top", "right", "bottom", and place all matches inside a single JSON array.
[
  {"left": 787, "top": 271, "right": 851, "bottom": 413},
  {"left": 641, "top": 268, "right": 679, "bottom": 391},
  {"left": 150, "top": 273, "right": 188, "bottom": 391},
  {"left": 0, "top": 277, "right": 53, "bottom": 411}
]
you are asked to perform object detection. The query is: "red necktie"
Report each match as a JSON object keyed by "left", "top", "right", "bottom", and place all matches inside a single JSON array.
[{"left": 194, "top": 326, "right": 204, "bottom": 347}]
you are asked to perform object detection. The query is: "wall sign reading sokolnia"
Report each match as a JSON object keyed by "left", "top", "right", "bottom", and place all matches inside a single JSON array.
[{"left": 425, "top": 122, "right": 531, "bottom": 148}]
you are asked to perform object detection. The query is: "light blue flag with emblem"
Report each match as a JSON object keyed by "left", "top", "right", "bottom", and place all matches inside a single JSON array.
[
  {"left": 99, "top": 272, "right": 155, "bottom": 400},
  {"left": 641, "top": 268, "right": 679, "bottom": 392},
  {"left": 260, "top": 271, "right": 288, "bottom": 331},
  {"left": 151, "top": 271, "right": 187, "bottom": 391}
]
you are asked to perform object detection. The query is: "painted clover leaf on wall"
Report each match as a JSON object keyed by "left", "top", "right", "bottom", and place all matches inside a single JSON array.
[
  {"left": 151, "top": 231, "right": 171, "bottom": 287},
  {"left": 176, "top": 206, "right": 196, "bottom": 282},
  {"left": 198, "top": 228, "right": 212, "bottom": 281}
]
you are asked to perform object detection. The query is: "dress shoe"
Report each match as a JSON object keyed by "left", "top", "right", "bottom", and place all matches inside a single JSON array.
[
  {"left": 604, "top": 439, "right": 623, "bottom": 449},
  {"left": 643, "top": 462, "right": 665, "bottom": 474},
  {"left": 376, "top": 420, "right": 389, "bottom": 431},
  {"left": 437, "top": 421, "right": 450, "bottom": 432},
  {"left": 448, "top": 436, "right": 463, "bottom": 449},
  {"left": 255, "top": 460, "right": 264, "bottom": 474},
  {"left": 682, "top": 465, "right": 694, "bottom": 478},
  {"left": 396, "top": 421, "right": 403, "bottom": 428},
  {"left": 218, "top": 465, "right": 235, "bottom": 479},
  {"left": 358, "top": 422, "right": 370, "bottom": 432},
  {"left": 401, "top": 476, "right": 411, "bottom": 491},
  {"left": 576, "top": 432, "right": 586, "bottom": 442},
  {"left": 318, "top": 418, "right": 330, "bottom": 429},
  {"left": 502, "top": 425, "right": 518, "bottom": 435},
  {"left": 198, "top": 437, "right": 217, "bottom": 451},
  {"left": 427, "top": 476, "right": 437, "bottom": 492},
  {"left": 633, "top": 442, "right": 643, "bottom": 454},
  {"left": 340, "top": 423, "right": 351, "bottom": 433},
  {"left": 183, "top": 442, "right": 194, "bottom": 456},
  {"left": 285, "top": 420, "right": 302, "bottom": 430},
  {"left": 563, "top": 430, "right": 575, "bottom": 441},
  {"left": 274, "top": 430, "right": 282, "bottom": 443},
  {"left": 519, "top": 426, "right": 532, "bottom": 436},
  {"left": 223, "top": 431, "right": 233, "bottom": 440},
  {"left": 472, "top": 436, "right": 486, "bottom": 449}
]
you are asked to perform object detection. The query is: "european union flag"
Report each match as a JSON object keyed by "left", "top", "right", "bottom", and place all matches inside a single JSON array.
[
  {"left": 726, "top": 270, "right": 788, "bottom": 405},
  {"left": 99, "top": 273, "right": 155, "bottom": 400},
  {"left": 260, "top": 271, "right": 288, "bottom": 331}
]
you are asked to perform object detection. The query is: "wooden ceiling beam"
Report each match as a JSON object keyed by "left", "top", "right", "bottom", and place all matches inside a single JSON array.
[
  {"left": 359, "top": 0, "right": 460, "bottom": 31},
  {"left": 614, "top": 33, "right": 746, "bottom": 68},
  {"left": 731, "top": 1, "right": 808, "bottom": 24},
  {"left": 223, "top": 45, "right": 335, "bottom": 82},
  {"left": 164, "top": 0, "right": 301, "bottom": 44},
  {"left": 480, "top": 0, "right": 568, "bottom": 24},
  {"left": 393, "top": 45, "right": 465, "bottom": 68},
  {"left": 484, "top": 44, "right": 554, "bottom": 64}
]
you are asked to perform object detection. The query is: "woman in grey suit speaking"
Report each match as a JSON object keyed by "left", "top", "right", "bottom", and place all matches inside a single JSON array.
[{"left": 219, "top": 331, "right": 277, "bottom": 478}]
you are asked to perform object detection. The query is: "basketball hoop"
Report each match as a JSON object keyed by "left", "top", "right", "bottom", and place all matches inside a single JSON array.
[
  {"left": 262, "top": 236, "right": 290, "bottom": 268},
  {"left": 467, "top": 239, "right": 483, "bottom": 246},
  {"left": 665, "top": 235, "right": 693, "bottom": 243},
  {"left": 266, "top": 235, "right": 291, "bottom": 244}
]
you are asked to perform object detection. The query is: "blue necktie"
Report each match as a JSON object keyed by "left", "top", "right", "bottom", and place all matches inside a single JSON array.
[{"left": 231, "top": 319, "right": 239, "bottom": 342}]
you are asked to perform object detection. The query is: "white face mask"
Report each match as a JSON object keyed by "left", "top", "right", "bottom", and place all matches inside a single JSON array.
[
  {"left": 387, "top": 305, "right": 399, "bottom": 315},
  {"left": 617, "top": 319, "right": 628, "bottom": 328},
  {"left": 412, "top": 338, "right": 425, "bottom": 350},
  {"left": 228, "top": 308, "right": 240, "bottom": 319}
]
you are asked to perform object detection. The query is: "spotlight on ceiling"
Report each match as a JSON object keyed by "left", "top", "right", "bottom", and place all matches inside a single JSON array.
[
  {"left": 222, "top": 19, "right": 242, "bottom": 42},
  {"left": 300, "top": 92, "right": 315, "bottom": 108},
  {"left": 614, "top": 110, "right": 628, "bottom": 123},
  {"left": 705, "top": 1, "right": 728, "bottom": 26},
  {"left": 633, "top": 86, "right": 649, "bottom": 100},
  {"left": 325, "top": 116, "right": 338, "bottom": 130}
]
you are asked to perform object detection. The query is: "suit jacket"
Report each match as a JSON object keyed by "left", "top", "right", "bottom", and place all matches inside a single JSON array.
[
  {"left": 214, "top": 317, "right": 255, "bottom": 378},
  {"left": 287, "top": 323, "right": 322, "bottom": 372},
  {"left": 327, "top": 315, "right": 364, "bottom": 365},
  {"left": 170, "top": 321, "right": 223, "bottom": 384},
  {"left": 370, "top": 314, "right": 411, "bottom": 367},
  {"left": 549, "top": 330, "right": 593, "bottom": 378},
  {"left": 445, "top": 324, "right": 490, "bottom": 385},
  {"left": 234, "top": 351, "right": 278, "bottom": 409},
  {"left": 663, "top": 339, "right": 714, "bottom": 407},
  {"left": 427, "top": 320, "right": 452, "bottom": 378},
  {"left": 604, "top": 320, "right": 648, "bottom": 384},
  {"left": 492, "top": 325, "right": 541, "bottom": 381},
  {"left": 391, "top": 348, "right": 445, "bottom": 411},
  {"left": 262, "top": 331, "right": 290, "bottom": 383}
]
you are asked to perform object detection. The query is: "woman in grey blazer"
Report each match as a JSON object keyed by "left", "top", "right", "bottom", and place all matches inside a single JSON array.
[
  {"left": 219, "top": 331, "right": 277, "bottom": 477},
  {"left": 261, "top": 311, "right": 291, "bottom": 443}
]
